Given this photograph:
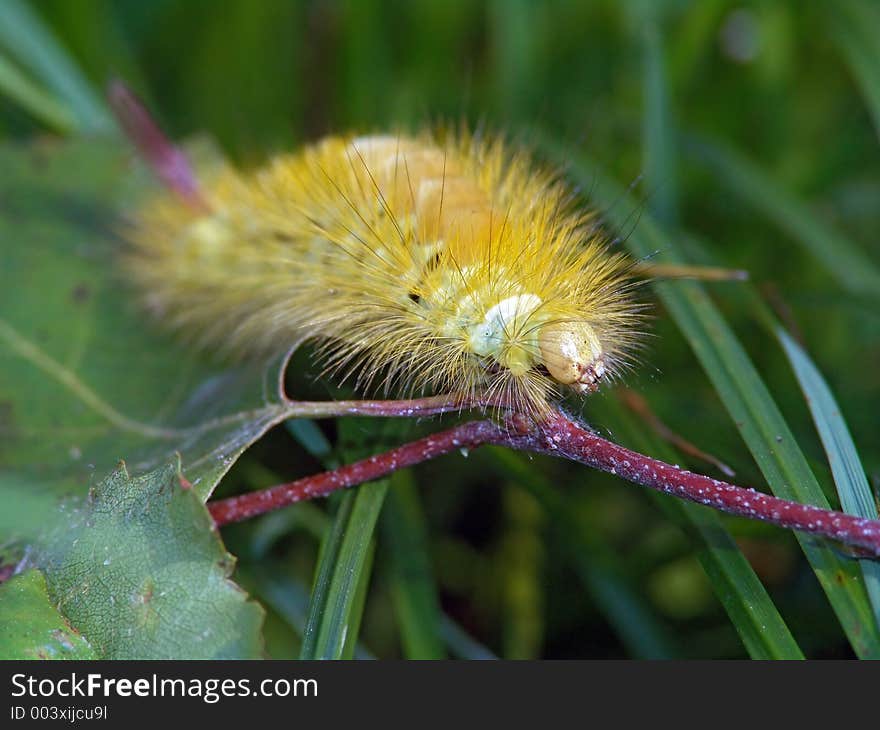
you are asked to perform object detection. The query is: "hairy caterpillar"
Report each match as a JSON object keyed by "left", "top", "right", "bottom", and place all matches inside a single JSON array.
[{"left": 114, "top": 86, "right": 643, "bottom": 418}]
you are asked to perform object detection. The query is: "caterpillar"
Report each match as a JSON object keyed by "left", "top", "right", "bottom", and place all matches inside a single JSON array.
[{"left": 113, "top": 85, "right": 643, "bottom": 419}]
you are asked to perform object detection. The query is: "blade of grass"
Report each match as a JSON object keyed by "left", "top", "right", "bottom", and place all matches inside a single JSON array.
[
  {"left": 248, "top": 499, "right": 328, "bottom": 555},
  {"left": 244, "top": 565, "right": 375, "bottom": 660},
  {"left": 0, "top": 52, "right": 74, "bottom": 132},
  {"left": 298, "top": 483, "right": 387, "bottom": 659},
  {"left": 295, "top": 418, "right": 401, "bottom": 660},
  {"left": 247, "top": 559, "right": 489, "bottom": 660},
  {"left": 37, "top": 0, "right": 151, "bottom": 107},
  {"left": 627, "top": 8, "right": 800, "bottom": 659},
  {"left": 538, "top": 135, "right": 880, "bottom": 657},
  {"left": 286, "top": 418, "right": 338, "bottom": 467},
  {"left": 777, "top": 327, "right": 880, "bottom": 629},
  {"left": 600, "top": 394, "right": 804, "bottom": 659},
  {"left": 684, "top": 133, "right": 880, "bottom": 298},
  {"left": 825, "top": 0, "right": 880, "bottom": 140},
  {"left": 0, "top": 0, "right": 111, "bottom": 133},
  {"left": 287, "top": 417, "right": 493, "bottom": 660},
  {"left": 381, "top": 470, "right": 445, "bottom": 659},
  {"left": 298, "top": 489, "right": 356, "bottom": 658},
  {"left": 639, "top": 8, "right": 678, "bottom": 225},
  {"left": 332, "top": 514, "right": 378, "bottom": 661}
]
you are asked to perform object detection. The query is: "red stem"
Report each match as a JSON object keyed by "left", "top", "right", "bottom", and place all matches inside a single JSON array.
[
  {"left": 207, "top": 408, "right": 880, "bottom": 558},
  {"left": 107, "top": 80, "right": 207, "bottom": 210},
  {"left": 208, "top": 419, "right": 503, "bottom": 526},
  {"left": 281, "top": 393, "right": 508, "bottom": 418},
  {"left": 509, "top": 412, "right": 880, "bottom": 556}
]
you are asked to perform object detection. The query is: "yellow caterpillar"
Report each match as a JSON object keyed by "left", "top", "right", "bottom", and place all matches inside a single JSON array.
[{"left": 116, "top": 89, "right": 643, "bottom": 418}]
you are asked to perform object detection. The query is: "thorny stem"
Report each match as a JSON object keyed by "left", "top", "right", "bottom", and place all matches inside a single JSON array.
[{"left": 208, "top": 406, "right": 880, "bottom": 558}]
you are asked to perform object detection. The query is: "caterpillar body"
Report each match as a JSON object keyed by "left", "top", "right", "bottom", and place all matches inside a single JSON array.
[{"left": 120, "top": 105, "right": 643, "bottom": 418}]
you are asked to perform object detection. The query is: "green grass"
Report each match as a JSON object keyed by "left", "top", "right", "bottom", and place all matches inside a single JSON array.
[{"left": 1, "top": 0, "right": 879, "bottom": 659}]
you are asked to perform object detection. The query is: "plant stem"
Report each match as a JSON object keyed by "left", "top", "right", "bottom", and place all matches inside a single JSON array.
[
  {"left": 209, "top": 419, "right": 502, "bottom": 526},
  {"left": 208, "top": 407, "right": 880, "bottom": 558},
  {"left": 281, "top": 393, "right": 505, "bottom": 419}
]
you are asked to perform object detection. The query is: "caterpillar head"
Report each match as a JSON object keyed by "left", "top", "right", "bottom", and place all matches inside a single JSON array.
[
  {"left": 466, "top": 295, "right": 612, "bottom": 400},
  {"left": 536, "top": 321, "right": 607, "bottom": 394}
]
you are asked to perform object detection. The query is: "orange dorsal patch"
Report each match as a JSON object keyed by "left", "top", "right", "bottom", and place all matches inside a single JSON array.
[{"left": 350, "top": 136, "right": 496, "bottom": 266}]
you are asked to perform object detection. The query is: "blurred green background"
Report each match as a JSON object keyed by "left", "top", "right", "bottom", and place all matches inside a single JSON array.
[{"left": 1, "top": 0, "right": 879, "bottom": 659}]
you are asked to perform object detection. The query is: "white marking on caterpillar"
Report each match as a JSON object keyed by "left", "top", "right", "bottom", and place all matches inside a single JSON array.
[{"left": 468, "top": 294, "right": 543, "bottom": 376}]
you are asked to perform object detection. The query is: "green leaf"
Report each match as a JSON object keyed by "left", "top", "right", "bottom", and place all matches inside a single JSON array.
[
  {"left": 33, "top": 460, "right": 264, "bottom": 659},
  {"left": 777, "top": 327, "right": 880, "bottom": 630},
  {"left": 538, "top": 137, "right": 880, "bottom": 658},
  {"left": 0, "top": 471, "right": 63, "bottom": 545},
  {"left": 0, "top": 569, "right": 97, "bottom": 660},
  {"left": 0, "top": 139, "right": 293, "bottom": 504}
]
